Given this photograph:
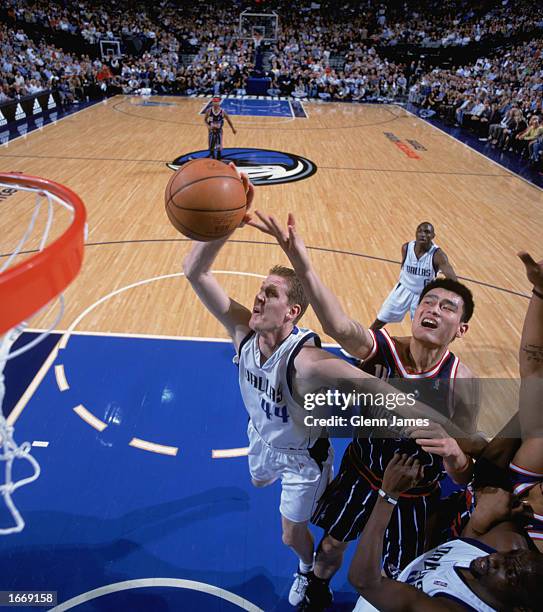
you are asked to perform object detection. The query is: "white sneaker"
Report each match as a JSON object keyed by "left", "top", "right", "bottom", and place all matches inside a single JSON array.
[{"left": 288, "top": 572, "right": 310, "bottom": 606}]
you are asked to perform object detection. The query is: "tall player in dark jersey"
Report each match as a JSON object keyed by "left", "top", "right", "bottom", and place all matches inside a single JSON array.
[
  {"left": 204, "top": 97, "right": 237, "bottom": 160},
  {"left": 349, "top": 252, "right": 543, "bottom": 611},
  {"left": 249, "top": 212, "right": 479, "bottom": 610}
]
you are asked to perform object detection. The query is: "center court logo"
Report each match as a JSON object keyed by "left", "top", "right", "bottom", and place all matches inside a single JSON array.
[{"left": 167, "top": 147, "right": 317, "bottom": 186}]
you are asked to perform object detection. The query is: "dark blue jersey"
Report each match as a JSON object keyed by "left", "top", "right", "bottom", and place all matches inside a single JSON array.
[
  {"left": 207, "top": 108, "right": 224, "bottom": 131},
  {"left": 351, "top": 328, "right": 460, "bottom": 494}
]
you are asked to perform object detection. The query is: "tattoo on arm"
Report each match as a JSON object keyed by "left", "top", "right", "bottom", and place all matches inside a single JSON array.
[{"left": 522, "top": 343, "right": 543, "bottom": 363}]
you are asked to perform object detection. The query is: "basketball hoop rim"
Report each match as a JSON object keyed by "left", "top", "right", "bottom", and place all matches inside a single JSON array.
[{"left": 0, "top": 172, "right": 86, "bottom": 335}]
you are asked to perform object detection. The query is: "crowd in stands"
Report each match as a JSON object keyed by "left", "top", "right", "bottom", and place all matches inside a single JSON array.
[
  {"left": 410, "top": 38, "right": 543, "bottom": 167},
  {"left": 0, "top": 0, "right": 542, "bottom": 168}
]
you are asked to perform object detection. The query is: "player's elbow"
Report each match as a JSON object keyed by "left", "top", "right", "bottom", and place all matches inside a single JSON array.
[
  {"left": 182, "top": 255, "right": 199, "bottom": 284},
  {"left": 347, "top": 567, "right": 363, "bottom": 592},
  {"left": 348, "top": 567, "right": 375, "bottom": 594},
  {"left": 321, "top": 319, "right": 350, "bottom": 343}
]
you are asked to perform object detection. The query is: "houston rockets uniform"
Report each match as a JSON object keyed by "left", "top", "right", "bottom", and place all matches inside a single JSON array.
[
  {"left": 207, "top": 107, "right": 224, "bottom": 153},
  {"left": 312, "top": 328, "right": 462, "bottom": 577}
]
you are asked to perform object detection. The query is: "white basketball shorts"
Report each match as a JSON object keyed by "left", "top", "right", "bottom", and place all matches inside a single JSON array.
[
  {"left": 247, "top": 421, "right": 334, "bottom": 523},
  {"left": 377, "top": 282, "right": 420, "bottom": 323}
]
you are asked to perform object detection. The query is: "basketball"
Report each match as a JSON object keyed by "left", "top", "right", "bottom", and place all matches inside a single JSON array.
[{"left": 165, "top": 159, "right": 247, "bottom": 241}]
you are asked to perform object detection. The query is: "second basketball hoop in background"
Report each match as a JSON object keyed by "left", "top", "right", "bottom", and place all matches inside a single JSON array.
[{"left": 165, "top": 159, "right": 247, "bottom": 242}]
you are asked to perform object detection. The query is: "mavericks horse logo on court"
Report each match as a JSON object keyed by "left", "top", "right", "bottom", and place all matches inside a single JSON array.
[{"left": 167, "top": 148, "right": 317, "bottom": 186}]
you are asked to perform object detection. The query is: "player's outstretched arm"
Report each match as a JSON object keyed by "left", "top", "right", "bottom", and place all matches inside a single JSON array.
[
  {"left": 518, "top": 251, "right": 543, "bottom": 378},
  {"left": 433, "top": 249, "right": 457, "bottom": 281},
  {"left": 511, "top": 251, "right": 543, "bottom": 469},
  {"left": 183, "top": 237, "right": 251, "bottom": 350},
  {"left": 348, "top": 455, "right": 460, "bottom": 611},
  {"left": 249, "top": 211, "right": 374, "bottom": 359},
  {"left": 224, "top": 111, "right": 237, "bottom": 134},
  {"left": 183, "top": 170, "right": 254, "bottom": 350},
  {"left": 294, "top": 347, "right": 481, "bottom": 442}
]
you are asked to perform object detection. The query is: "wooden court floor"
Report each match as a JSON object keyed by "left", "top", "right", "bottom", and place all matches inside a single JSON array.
[{"left": 2, "top": 95, "right": 543, "bottom": 436}]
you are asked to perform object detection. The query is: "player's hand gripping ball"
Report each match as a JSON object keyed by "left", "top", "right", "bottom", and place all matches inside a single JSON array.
[{"left": 165, "top": 159, "right": 248, "bottom": 241}]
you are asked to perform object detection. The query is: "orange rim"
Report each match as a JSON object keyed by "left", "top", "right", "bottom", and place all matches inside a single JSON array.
[{"left": 0, "top": 173, "right": 86, "bottom": 335}]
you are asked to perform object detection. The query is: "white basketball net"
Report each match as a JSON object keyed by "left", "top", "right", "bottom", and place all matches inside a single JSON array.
[
  {"left": 0, "top": 326, "right": 41, "bottom": 535},
  {"left": 0, "top": 181, "right": 77, "bottom": 535}
]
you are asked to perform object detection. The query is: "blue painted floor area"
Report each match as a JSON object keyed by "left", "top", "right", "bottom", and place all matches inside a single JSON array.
[
  {"left": 408, "top": 104, "right": 543, "bottom": 189},
  {"left": 201, "top": 98, "right": 293, "bottom": 118},
  {"left": 2, "top": 332, "right": 60, "bottom": 417},
  {"left": 1, "top": 334, "right": 357, "bottom": 611}
]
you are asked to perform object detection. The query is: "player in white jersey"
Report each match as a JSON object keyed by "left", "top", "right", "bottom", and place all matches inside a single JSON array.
[
  {"left": 183, "top": 167, "right": 380, "bottom": 606},
  {"left": 371, "top": 222, "right": 457, "bottom": 330},
  {"left": 349, "top": 454, "right": 543, "bottom": 612},
  {"left": 184, "top": 209, "right": 333, "bottom": 602}
]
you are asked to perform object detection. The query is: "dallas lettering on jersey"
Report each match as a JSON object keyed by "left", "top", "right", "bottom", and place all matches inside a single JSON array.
[
  {"left": 404, "top": 264, "right": 432, "bottom": 277},
  {"left": 245, "top": 370, "right": 283, "bottom": 403},
  {"left": 406, "top": 544, "right": 453, "bottom": 590}
]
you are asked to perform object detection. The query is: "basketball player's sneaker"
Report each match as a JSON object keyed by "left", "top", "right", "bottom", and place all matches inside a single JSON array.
[
  {"left": 288, "top": 570, "right": 311, "bottom": 606},
  {"left": 297, "top": 576, "right": 333, "bottom": 611}
]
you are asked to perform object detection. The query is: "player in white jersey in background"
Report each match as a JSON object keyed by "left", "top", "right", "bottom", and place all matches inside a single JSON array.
[{"left": 371, "top": 222, "right": 457, "bottom": 331}]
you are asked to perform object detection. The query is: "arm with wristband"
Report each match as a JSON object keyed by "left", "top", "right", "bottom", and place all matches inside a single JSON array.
[{"left": 347, "top": 455, "right": 461, "bottom": 611}]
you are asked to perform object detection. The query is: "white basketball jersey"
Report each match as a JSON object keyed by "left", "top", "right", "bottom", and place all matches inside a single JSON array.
[
  {"left": 238, "top": 327, "right": 321, "bottom": 450},
  {"left": 398, "top": 240, "right": 439, "bottom": 294},
  {"left": 353, "top": 539, "right": 496, "bottom": 612}
]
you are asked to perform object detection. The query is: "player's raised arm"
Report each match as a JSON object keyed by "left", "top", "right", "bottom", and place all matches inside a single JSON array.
[
  {"left": 518, "top": 251, "right": 543, "bottom": 379},
  {"left": 511, "top": 251, "right": 543, "bottom": 467},
  {"left": 293, "top": 346, "right": 481, "bottom": 442},
  {"left": 183, "top": 171, "right": 254, "bottom": 350},
  {"left": 249, "top": 212, "right": 374, "bottom": 359}
]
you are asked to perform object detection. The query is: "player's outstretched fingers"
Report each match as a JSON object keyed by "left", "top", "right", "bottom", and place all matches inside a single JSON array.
[
  {"left": 248, "top": 210, "right": 275, "bottom": 235},
  {"left": 287, "top": 213, "right": 300, "bottom": 241},
  {"left": 227, "top": 162, "right": 254, "bottom": 223},
  {"left": 268, "top": 215, "right": 289, "bottom": 244},
  {"left": 518, "top": 250, "right": 543, "bottom": 289}
]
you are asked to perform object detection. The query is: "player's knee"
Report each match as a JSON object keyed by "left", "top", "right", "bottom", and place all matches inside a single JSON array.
[
  {"left": 319, "top": 534, "right": 348, "bottom": 559},
  {"left": 282, "top": 528, "right": 295, "bottom": 547},
  {"left": 251, "top": 477, "right": 275, "bottom": 488},
  {"left": 281, "top": 520, "right": 306, "bottom": 547}
]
